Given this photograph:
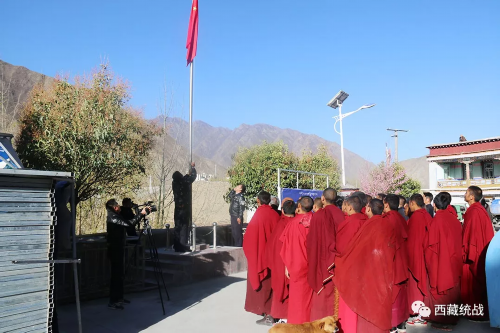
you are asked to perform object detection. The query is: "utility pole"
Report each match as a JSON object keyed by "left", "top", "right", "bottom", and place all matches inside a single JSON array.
[{"left": 387, "top": 129, "right": 408, "bottom": 162}]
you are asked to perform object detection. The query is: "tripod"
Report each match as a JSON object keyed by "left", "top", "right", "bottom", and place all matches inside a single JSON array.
[{"left": 126, "top": 217, "right": 170, "bottom": 315}]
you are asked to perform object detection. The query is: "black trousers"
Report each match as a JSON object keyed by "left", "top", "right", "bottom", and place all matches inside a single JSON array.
[
  {"left": 108, "top": 245, "right": 124, "bottom": 303},
  {"left": 230, "top": 215, "right": 243, "bottom": 247},
  {"left": 174, "top": 208, "right": 189, "bottom": 250}
]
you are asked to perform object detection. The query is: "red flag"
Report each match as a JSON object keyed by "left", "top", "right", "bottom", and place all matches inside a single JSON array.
[{"left": 186, "top": 0, "right": 198, "bottom": 65}]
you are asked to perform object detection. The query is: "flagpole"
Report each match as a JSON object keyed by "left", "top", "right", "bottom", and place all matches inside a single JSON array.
[
  {"left": 188, "top": 60, "right": 194, "bottom": 248},
  {"left": 189, "top": 59, "right": 194, "bottom": 164}
]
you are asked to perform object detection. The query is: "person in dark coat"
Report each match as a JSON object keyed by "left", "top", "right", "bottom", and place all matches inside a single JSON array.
[
  {"left": 106, "top": 199, "right": 147, "bottom": 309},
  {"left": 172, "top": 162, "right": 197, "bottom": 252},
  {"left": 229, "top": 184, "right": 246, "bottom": 247},
  {"left": 423, "top": 192, "right": 435, "bottom": 217},
  {"left": 121, "top": 198, "right": 138, "bottom": 236}
]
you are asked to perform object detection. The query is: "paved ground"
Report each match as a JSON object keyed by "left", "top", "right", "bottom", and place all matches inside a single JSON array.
[{"left": 58, "top": 271, "right": 499, "bottom": 333}]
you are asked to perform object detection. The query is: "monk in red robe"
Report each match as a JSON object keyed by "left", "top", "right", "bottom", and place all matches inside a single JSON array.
[
  {"left": 331, "top": 195, "right": 367, "bottom": 333},
  {"left": 423, "top": 192, "right": 462, "bottom": 330},
  {"left": 307, "top": 188, "right": 345, "bottom": 321},
  {"left": 462, "top": 186, "right": 494, "bottom": 321},
  {"left": 406, "top": 194, "right": 432, "bottom": 326},
  {"left": 334, "top": 199, "right": 397, "bottom": 333},
  {"left": 280, "top": 196, "right": 314, "bottom": 324},
  {"left": 351, "top": 191, "right": 368, "bottom": 217},
  {"left": 243, "top": 191, "right": 280, "bottom": 325},
  {"left": 336, "top": 196, "right": 367, "bottom": 256},
  {"left": 382, "top": 194, "right": 409, "bottom": 332},
  {"left": 266, "top": 198, "right": 295, "bottom": 321}
]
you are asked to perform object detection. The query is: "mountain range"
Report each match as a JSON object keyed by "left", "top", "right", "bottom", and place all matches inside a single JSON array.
[
  {"left": 0, "top": 59, "right": 429, "bottom": 187},
  {"left": 164, "top": 117, "right": 376, "bottom": 184}
]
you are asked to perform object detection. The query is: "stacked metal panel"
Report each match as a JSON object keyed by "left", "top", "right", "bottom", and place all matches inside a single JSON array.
[{"left": 0, "top": 170, "right": 72, "bottom": 333}]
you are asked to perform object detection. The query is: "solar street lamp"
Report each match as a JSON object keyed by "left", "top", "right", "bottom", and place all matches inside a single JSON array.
[{"left": 327, "top": 90, "right": 375, "bottom": 187}]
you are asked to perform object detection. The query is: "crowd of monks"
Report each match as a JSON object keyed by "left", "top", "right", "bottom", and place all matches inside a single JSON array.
[{"left": 242, "top": 186, "right": 494, "bottom": 332}]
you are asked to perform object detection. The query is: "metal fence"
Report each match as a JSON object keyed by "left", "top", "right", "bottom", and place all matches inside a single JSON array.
[{"left": 0, "top": 170, "right": 73, "bottom": 333}]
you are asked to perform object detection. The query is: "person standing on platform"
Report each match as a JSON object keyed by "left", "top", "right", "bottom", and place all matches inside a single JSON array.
[
  {"left": 383, "top": 194, "right": 409, "bottom": 333},
  {"left": 243, "top": 191, "right": 280, "bottom": 325},
  {"left": 172, "top": 162, "right": 196, "bottom": 252},
  {"left": 423, "top": 192, "right": 462, "bottom": 330},
  {"left": 280, "top": 196, "right": 314, "bottom": 324},
  {"left": 266, "top": 198, "right": 295, "bottom": 324},
  {"left": 229, "top": 184, "right": 246, "bottom": 247},
  {"left": 462, "top": 186, "right": 494, "bottom": 321},
  {"left": 423, "top": 192, "right": 435, "bottom": 217},
  {"left": 307, "top": 188, "right": 345, "bottom": 321},
  {"left": 406, "top": 194, "right": 432, "bottom": 327}
]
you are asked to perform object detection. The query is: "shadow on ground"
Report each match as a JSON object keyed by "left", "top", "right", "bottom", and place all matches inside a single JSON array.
[{"left": 57, "top": 274, "right": 246, "bottom": 333}]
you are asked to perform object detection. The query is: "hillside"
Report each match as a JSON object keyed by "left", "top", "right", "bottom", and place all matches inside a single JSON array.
[
  {"left": 399, "top": 156, "right": 429, "bottom": 188},
  {"left": 165, "top": 117, "right": 374, "bottom": 183},
  {"left": 0, "top": 60, "right": 54, "bottom": 129}
]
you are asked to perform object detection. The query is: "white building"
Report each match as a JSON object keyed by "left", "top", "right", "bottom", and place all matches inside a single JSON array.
[{"left": 426, "top": 136, "right": 500, "bottom": 205}]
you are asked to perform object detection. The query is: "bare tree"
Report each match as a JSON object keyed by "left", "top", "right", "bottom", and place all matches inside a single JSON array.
[{"left": 148, "top": 84, "right": 189, "bottom": 228}]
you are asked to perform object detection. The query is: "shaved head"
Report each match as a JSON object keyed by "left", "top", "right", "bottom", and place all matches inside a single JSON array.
[
  {"left": 345, "top": 196, "right": 362, "bottom": 213},
  {"left": 299, "top": 196, "right": 314, "bottom": 213},
  {"left": 369, "top": 198, "right": 384, "bottom": 216},
  {"left": 323, "top": 188, "right": 337, "bottom": 204},
  {"left": 351, "top": 191, "right": 367, "bottom": 207}
]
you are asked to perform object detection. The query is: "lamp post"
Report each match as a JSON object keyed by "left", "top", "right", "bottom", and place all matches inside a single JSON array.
[
  {"left": 387, "top": 129, "right": 408, "bottom": 162},
  {"left": 327, "top": 91, "right": 375, "bottom": 187}
]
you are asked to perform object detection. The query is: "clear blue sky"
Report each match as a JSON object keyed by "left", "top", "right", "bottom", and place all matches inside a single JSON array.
[{"left": 1, "top": 0, "right": 499, "bottom": 163}]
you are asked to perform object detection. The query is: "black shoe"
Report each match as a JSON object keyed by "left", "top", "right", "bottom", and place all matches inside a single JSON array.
[
  {"left": 118, "top": 299, "right": 131, "bottom": 304},
  {"left": 397, "top": 321, "right": 407, "bottom": 332},
  {"left": 256, "top": 315, "right": 274, "bottom": 326},
  {"left": 108, "top": 303, "right": 124, "bottom": 310}
]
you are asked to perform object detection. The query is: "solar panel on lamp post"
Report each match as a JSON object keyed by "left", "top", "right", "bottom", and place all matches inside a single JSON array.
[{"left": 327, "top": 90, "right": 375, "bottom": 187}]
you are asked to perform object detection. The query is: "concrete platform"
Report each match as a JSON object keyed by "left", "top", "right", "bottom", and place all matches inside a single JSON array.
[
  {"left": 58, "top": 271, "right": 499, "bottom": 333},
  {"left": 146, "top": 246, "right": 247, "bottom": 286}
]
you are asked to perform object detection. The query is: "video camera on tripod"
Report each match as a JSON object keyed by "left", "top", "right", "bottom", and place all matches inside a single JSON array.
[
  {"left": 132, "top": 201, "right": 158, "bottom": 216},
  {"left": 125, "top": 199, "right": 170, "bottom": 314}
]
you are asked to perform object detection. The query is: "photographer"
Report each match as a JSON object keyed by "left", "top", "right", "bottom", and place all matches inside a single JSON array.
[
  {"left": 172, "top": 162, "right": 197, "bottom": 252},
  {"left": 121, "top": 198, "right": 138, "bottom": 237},
  {"left": 105, "top": 199, "right": 148, "bottom": 310}
]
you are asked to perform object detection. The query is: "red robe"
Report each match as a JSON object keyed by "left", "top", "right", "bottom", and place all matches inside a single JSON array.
[
  {"left": 266, "top": 215, "right": 292, "bottom": 319},
  {"left": 336, "top": 213, "right": 368, "bottom": 255},
  {"left": 243, "top": 204, "right": 279, "bottom": 315},
  {"left": 462, "top": 202, "right": 494, "bottom": 320},
  {"left": 334, "top": 215, "right": 396, "bottom": 332},
  {"left": 307, "top": 204, "right": 345, "bottom": 321},
  {"left": 383, "top": 210, "right": 409, "bottom": 327},
  {"left": 280, "top": 212, "right": 314, "bottom": 324},
  {"left": 332, "top": 212, "right": 367, "bottom": 333},
  {"left": 407, "top": 208, "right": 432, "bottom": 314},
  {"left": 424, "top": 209, "right": 462, "bottom": 324}
]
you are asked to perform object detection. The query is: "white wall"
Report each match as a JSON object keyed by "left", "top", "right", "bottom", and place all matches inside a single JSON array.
[{"left": 428, "top": 162, "right": 440, "bottom": 189}]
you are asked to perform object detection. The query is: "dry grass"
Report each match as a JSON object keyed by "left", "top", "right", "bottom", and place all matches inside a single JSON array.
[{"left": 76, "top": 180, "right": 232, "bottom": 235}]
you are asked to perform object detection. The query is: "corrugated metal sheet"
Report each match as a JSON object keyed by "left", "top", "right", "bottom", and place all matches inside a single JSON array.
[{"left": 0, "top": 172, "right": 70, "bottom": 333}]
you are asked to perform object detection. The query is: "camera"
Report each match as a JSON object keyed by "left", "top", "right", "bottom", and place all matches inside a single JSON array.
[
  {"left": 144, "top": 201, "right": 158, "bottom": 214},
  {"left": 133, "top": 201, "right": 157, "bottom": 215}
]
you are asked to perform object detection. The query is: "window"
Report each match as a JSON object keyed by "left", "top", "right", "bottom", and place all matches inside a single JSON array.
[
  {"left": 442, "top": 164, "right": 450, "bottom": 179},
  {"left": 483, "top": 161, "right": 494, "bottom": 179}
]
